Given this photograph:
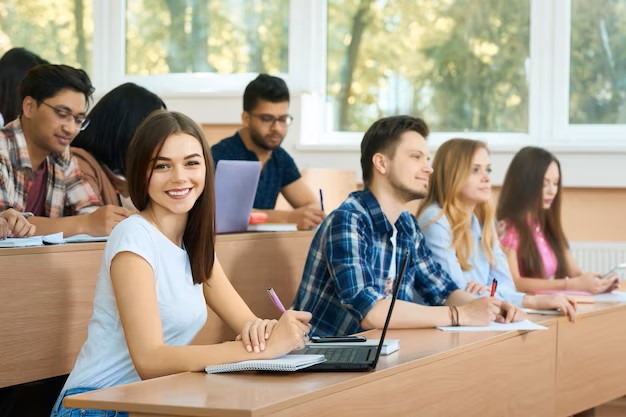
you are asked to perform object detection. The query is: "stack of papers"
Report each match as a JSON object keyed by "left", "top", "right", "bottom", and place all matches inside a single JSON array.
[
  {"left": 533, "top": 290, "right": 595, "bottom": 304},
  {"left": 522, "top": 308, "right": 563, "bottom": 316},
  {"left": 594, "top": 291, "right": 626, "bottom": 303},
  {"left": 438, "top": 319, "right": 548, "bottom": 332},
  {"left": 247, "top": 223, "right": 298, "bottom": 232},
  {"left": 0, "top": 233, "right": 107, "bottom": 248},
  {"left": 0, "top": 236, "right": 46, "bottom": 248}
]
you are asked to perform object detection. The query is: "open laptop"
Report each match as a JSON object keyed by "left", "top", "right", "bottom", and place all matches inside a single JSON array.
[
  {"left": 215, "top": 160, "right": 261, "bottom": 234},
  {"left": 293, "top": 251, "right": 409, "bottom": 371}
]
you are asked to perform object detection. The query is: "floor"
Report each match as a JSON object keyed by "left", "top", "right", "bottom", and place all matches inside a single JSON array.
[{"left": 597, "top": 397, "right": 626, "bottom": 417}]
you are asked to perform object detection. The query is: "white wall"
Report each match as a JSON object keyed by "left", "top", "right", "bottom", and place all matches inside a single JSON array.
[{"left": 158, "top": 91, "right": 626, "bottom": 188}]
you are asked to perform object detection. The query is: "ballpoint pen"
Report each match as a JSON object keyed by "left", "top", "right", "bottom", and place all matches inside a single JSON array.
[
  {"left": 267, "top": 287, "right": 286, "bottom": 313},
  {"left": 490, "top": 279, "right": 498, "bottom": 297},
  {"left": 319, "top": 189, "right": 325, "bottom": 212}
]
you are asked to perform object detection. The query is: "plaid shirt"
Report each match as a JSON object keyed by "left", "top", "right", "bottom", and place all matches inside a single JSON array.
[
  {"left": 0, "top": 118, "right": 101, "bottom": 217},
  {"left": 292, "top": 189, "right": 459, "bottom": 337}
]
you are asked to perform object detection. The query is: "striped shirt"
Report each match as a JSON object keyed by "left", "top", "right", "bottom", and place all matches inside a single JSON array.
[
  {"left": 0, "top": 118, "right": 101, "bottom": 217},
  {"left": 292, "top": 189, "right": 459, "bottom": 337}
]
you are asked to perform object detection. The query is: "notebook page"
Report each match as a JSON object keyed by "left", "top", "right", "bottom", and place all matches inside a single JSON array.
[{"left": 438, "top": 319, "right": 548, "bottom": 332}]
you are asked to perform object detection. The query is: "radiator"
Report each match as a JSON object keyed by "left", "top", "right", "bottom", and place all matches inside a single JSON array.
[{"left": 570, "top": 242, "right": 626, "bottom": 277}]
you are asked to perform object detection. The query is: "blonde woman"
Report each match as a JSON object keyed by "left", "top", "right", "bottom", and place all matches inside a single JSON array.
[{"left": 416, "top": 139, "right": 576, "bottom": 320}]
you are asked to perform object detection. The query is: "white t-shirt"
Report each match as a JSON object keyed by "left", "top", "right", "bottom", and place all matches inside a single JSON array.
[{"left": 62, "top": 214, "right": 207, "bottom": 390}]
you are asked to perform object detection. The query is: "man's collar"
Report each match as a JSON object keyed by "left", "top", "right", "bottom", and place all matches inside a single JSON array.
[
  {"left": 360, "top": 188, "right": 416, "bottom": 237},
  {"left": 360, "top": 188, "right": 394, "bottom": 235}
]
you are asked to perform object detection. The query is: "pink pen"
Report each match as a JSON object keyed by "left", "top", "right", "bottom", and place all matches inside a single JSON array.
[{"left": 267, "top": 287, "right": 286, "bottom": 313}]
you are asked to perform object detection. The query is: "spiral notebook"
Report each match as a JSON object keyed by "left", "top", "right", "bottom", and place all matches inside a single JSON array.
[{"left": 204, "top": 354, "right": 326, "bottom": 374}]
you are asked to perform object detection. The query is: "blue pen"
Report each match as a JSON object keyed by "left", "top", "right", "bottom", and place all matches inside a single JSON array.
[{"left": 319, "top": 189, "right": 325, "bottom": 212}]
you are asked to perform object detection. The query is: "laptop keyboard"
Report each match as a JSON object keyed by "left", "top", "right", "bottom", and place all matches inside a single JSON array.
[{"left": 303, "top": 347, "right": 360, "bottom": 363}]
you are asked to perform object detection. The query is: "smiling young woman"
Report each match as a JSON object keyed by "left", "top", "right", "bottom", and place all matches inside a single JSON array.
[{"left": 50, "top": 110, "right": 312, "bottom": 417}]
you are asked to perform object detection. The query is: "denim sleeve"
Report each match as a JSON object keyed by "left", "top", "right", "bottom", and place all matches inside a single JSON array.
[
  {"left": 420, "top": 216, "right": 470, "bottom": 292},
  {"left": 412, "top": 230, "right": 459, "bottom": 306}
]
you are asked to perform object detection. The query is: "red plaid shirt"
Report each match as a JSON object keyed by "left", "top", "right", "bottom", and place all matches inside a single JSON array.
[{"left": 0, "top": 118, "right": 102, "bottom": 217}]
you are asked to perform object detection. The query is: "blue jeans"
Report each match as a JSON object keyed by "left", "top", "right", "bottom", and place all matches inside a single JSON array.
[{"left": 50, "top": 387, "right": 128, "bottom": 417}]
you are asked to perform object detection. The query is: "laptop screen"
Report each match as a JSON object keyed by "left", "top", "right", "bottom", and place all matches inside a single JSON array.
[
  {"left": 371, "top": 249, "right": 409, "bottom": 366},
  {"left": 214, "top": 160, "right": 261, "bottom": 233}
]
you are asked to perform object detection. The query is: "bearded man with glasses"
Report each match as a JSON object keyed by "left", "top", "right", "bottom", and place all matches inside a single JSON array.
[
  {"left": 211, "top": 74, "right": 325, "bottom": 230},
  {"left": 0, "top": 64, "right": 129, "bottom": 237}
]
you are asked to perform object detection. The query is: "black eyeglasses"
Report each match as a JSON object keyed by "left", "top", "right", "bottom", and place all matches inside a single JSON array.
[
  {"left": 251, "top": 113, "right": 294, "bottom": 127},
  {"left": 40, "top": 101, "right": 90, "bottom": 131}
]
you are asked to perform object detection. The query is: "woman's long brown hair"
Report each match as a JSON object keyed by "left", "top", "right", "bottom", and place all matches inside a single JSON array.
[
  {"left": 496, "top": 146, "right": 568, "bottom": 278},
  {"left": 126, "top": 110, "right": 216, "bottom": 284}
]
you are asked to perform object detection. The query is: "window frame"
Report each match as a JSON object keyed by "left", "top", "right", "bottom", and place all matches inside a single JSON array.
[
  {"left": 552, "top": 0, "right": 626, "bottom": 147},
  {"left": 87, "top": 0, "right": 626, "bottom": 187}
]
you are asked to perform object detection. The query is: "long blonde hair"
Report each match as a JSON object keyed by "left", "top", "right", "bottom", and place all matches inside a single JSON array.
[{"left": 417, "top": 138, "right": 495, "bottom": 271}]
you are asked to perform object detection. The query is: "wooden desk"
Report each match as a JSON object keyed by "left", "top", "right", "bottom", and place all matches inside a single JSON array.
[
  {"left": 555, "top": 303, "right": 626, "bottom": 415},
  {"left": 64, "top": 304, "right": 626, "bottom": 417},
  {"left": 65, "top": 324, "right": 558, "bottom": 417},
  {"left": 0, "top": 243, "right": 104, "bottom": 388},
  {"left": 0, "top": 231, "right": 315, "bottom": 388}
]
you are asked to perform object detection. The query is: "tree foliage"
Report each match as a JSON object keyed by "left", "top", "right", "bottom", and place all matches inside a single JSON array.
[
  {"left": 0, "top": 0, "right": 93, "bottom": 72},
  {"left": 570, "top": 0, "right": 626, "bottom": 124},
  {"left": 327, "top": 0, "right": 530, "bottom": 132},
  {"left": 1, "top": 0, "right": 624, "bottom": 129},
  {"left": 126, "top": 0, "right": 288, "bottom": 75}
]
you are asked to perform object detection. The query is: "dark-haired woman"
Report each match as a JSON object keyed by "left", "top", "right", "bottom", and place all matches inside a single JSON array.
[
  {"left": 72, "top": 82, "right": 166, "bottom": 208},
  {"left": 497, "top": 146, "right": 618, "bottom": 294},
  {"left": 0, "top": 47, "right": 49, "bottom": 125},
  {"left": 52, "top": 111, "right": 311, "bottom": 417}
]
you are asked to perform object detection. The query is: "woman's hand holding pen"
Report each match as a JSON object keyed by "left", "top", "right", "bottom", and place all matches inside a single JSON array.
[
  {"left": 236, "top": 318, "right": 278, "bottom": 353},
  {"left": 236, "top": 311, "right": 312, "bottom": 356},
  {"left": 263, "top": 310, "right": 313, "bottom": 357}
]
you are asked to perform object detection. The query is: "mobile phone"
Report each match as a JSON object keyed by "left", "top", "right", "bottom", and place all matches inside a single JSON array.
[{"left": 310, "top": 336, "right": 367, "bottom": 343}]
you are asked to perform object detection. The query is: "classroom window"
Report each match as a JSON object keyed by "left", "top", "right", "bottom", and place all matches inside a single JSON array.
[
  {"left": 0, "top": 0, "right": 93, "bottom": 73},
  {"left": 125, "top": 0, "right": 289, "bottom": 75},
  {"left": 569, "top": 0, "right": 626, "bottom": 124},
  {"left": 325, "top": 0, "right": 531, "bottom": 133}
]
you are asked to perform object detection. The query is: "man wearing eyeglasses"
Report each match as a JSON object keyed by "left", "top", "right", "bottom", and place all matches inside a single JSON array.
[
  {"left": 211, "top": 74, "right": 325, "bottom": 230},
  {"left": 0, "top": 64, "right": 129, "bottom": 237}
]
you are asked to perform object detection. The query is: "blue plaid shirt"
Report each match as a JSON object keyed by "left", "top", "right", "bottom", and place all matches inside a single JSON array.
[
  {"left": 210, "top": 132, "right": 301, "bottom": 209},
  {"left": 292, "top": 189, "right": 459, "bottom": 337}
]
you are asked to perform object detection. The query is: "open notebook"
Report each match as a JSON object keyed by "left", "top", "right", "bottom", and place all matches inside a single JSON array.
[
  {"left": 0, "top": 233, "right": 107, "bottom": 248},
  {"left": 204, "top": 354, "right": 325, "bottom": 374}
]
